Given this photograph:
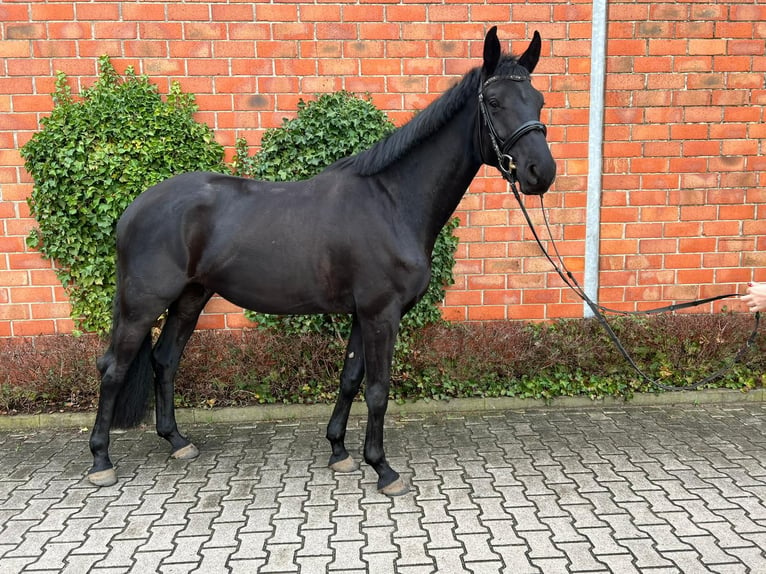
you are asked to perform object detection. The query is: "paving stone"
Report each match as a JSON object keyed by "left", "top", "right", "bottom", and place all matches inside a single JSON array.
[
  {"left": 493, "top": 544, "right": 541, "bottom": 572},
  {"left": 132, "top": 551, "right": 173, "bottom": 574},
  {"left": 395, "top": 536, "right": 432, "bottom": 567},
  {"left": 163, "top": 535, "right": 207, "bottom": 564},
  {"left": 297, "top": 554, "right": 333, "bottom": 572},
  {"left": 458, "top": 532, "right": 502, "bottom": 563},
  {"left": 428, "top": 547, "right": 469, "bottom": 573},
  {"left": 725, "top": 546, "right": 766, "bottom": 571},
  {"left": 230, "top": 531, "right": 269, "bottom": 561},
  {"left": 363, "top": 551, "right": 398, "bottom": 571},
  {"left": 327, "top": 539, "right": 366, "bottom": 570}
]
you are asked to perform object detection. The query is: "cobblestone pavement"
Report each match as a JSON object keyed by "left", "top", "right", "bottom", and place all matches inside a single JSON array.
[{"left": 1, "top": 402, "right": 765, "bottom": 573}]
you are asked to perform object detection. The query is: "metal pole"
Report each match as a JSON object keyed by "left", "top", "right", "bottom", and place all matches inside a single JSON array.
[{"left": 583, "top": 0, "right": 609, "bottom": 317}]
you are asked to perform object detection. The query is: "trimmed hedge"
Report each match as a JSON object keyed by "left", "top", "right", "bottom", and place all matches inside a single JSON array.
[{"left": 1, "top": 314, "right": 763, "bottom": 415}]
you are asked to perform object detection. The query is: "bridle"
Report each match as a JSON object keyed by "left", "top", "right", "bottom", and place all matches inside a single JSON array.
[
  {"left": 478, "top": 71, "right": 760, "bottom": 392},
  {"left": 478, "top": 72, "right": 547, "bottom": 183}
]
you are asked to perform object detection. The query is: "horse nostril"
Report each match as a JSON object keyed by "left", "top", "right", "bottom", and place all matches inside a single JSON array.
[{"left": 527, "top": 163, "right": 540, "bottom": 185}]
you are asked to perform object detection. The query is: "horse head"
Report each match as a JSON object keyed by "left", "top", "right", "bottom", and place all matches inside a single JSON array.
[{"left": 478, "top": 27, "right": 556, "bottom": 196}]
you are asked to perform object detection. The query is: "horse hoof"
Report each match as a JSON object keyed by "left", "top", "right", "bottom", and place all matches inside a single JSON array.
[
  {"left": 329, "top": 456, "right": 359, "bottom": 473},
  {"left": 87, "top": 468, "right": 117, "bottom": 487},
  {"left": 379, "top": 477, "right": 409, "bottom": 497},
  {"left": 172, "top": 443, "right": 199, "bottom": 460}
]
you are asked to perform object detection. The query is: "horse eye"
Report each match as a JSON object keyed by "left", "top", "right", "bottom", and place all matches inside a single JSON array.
[{"left": 488, "top": 98, "right": 500, "bottom": 108}]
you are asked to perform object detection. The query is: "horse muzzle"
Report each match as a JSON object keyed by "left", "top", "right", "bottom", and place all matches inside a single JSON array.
[{"left": 515, "top": 152, "right": 556, "bottom": 196}]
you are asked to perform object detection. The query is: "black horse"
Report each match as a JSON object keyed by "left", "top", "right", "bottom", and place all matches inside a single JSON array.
[{"left": 88, "top": 27, "right": 556, "bottom": 495}]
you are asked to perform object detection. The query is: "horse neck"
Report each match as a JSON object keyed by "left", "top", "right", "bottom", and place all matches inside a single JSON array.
[{"left": 385, "top": 101, "right": 482, "bottom": 252}]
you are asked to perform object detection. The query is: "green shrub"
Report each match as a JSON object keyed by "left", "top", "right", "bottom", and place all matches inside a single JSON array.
[
  {"left": 21, "top": 56, "right": 226, "bottom": 334},
  {"left": 233, "top": 91, "right": 460, "bottom": 338}
]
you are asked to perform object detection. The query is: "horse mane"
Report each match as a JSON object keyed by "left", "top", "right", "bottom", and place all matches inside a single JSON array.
[{"left": 336, "top": 54, "right": 522, "bottom": 177}]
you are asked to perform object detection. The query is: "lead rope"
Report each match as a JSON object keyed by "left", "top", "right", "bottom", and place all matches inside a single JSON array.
[{"left": 505, "top": 175, "right": 761, "bottom": 391}]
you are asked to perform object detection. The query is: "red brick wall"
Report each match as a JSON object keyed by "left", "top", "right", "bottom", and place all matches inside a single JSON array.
[{"left": 1, "top": 0, "right": 764, "bottom": 337}]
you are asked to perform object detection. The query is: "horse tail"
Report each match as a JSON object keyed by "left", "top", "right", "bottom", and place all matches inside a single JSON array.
[
  {"left": 101, "top": 286, "right": 155, "bottom": 429},
  {"left": 112, "top": 333, "right": 153, "bottom": 428}
]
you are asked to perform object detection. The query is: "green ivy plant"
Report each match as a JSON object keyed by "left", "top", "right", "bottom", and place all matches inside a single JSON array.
[
  {"left": 21, "top": 56, "right": 226, "bottom": 334},
  {"left": 233, "top": 91, "right": 459, "bottom": 338}
]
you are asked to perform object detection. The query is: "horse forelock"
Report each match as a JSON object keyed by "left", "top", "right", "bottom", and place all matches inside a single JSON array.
[{"left": 342, "top": 54, "right": 520, "bottom": 177}]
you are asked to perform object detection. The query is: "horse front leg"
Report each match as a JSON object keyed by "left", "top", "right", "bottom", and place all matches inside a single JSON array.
[
  {"left": 327, "top": 316, "right": 364, "bottom": 473},
  {"left": 359, "top": 310, "right": 409, "bottom": 496}
]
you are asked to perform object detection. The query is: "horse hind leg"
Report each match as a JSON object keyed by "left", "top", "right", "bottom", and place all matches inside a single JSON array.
[
  {"left": 327, "top": 316, "right": 364, "bottom": 474},
  {"left": 88, "top": 319, "right": 157, "bottom": 487},
  {"left": 152, "top": 284, "right": 212, "bottom": 461}
]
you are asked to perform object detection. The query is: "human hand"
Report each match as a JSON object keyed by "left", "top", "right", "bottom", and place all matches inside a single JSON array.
[{"left": 742, "top": 282, "right": 766, "bottom": 313}]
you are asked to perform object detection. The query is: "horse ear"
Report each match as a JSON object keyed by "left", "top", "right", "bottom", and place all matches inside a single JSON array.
[
  {"left": 518, "top": 31, "right": 542, "bottom": 73},
  {"left": 482, "top": 26, "right": 501, "bottom": 77}
]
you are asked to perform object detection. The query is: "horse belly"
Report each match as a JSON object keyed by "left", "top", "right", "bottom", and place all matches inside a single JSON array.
[{"left": 209, "top": 254, "right": 355, "bottom": 316}]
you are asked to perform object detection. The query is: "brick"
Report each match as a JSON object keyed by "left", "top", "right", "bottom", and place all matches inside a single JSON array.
[
  {"left": 689, "top": 39, "right": 728, "bottom": 56},
  {"left": 139, "top": 22, "right": 183, "bottom": 40},
  {"left": 13, "top": 320, "right": 56, "bottom": 336},
  {"left": 47, "top": 22, "right": 91, "bottom": 39},
  {"left": 0, "top": 41, "right": 31, "bottom": 58},
  {"left": 0, "top": 3, "right": 29, "bottom": 21},
  {"left": 78, "top": 39, "right": 123, "bottom": 57},
  {"left": 228, "top": 23, "right": 271, "bottom": 40},
  {"left": 318, "top": 59, "right": 357, "bottom": 76},
  {"left": 344, "top": 41, "right": 384, "bottom": 58},
  {"left": 212, "top": 4, "right": 254, "bottom": 21},
  {"left": 428, "top": 5, "right": 469, "bottom": 22},
  {"left": 272, "top": 23, "right": 314, "bottom": 41},
  {"left": 316, "top": 23, "right": 357, "bottom": 40},
  {"left": 6, "top": 23, "right": 46, "bottom": 39},
  {"left": 122, "top": 3, "right": 166, "bottom": 21},
  {"left": 93, "top": 22, "right": 138, "bottom": 39},
  {"left": 401, "top": 23, "right": 442, "bottom": 41},
  {"left": 648, "top": 39, "right": 688, "bottom": 56},
  {"left": 187, "top": 59, "right": 227, "bottom": 77},
  {"left": 468, "top": 305, "right": 507, "bottom": 321},
  {"left": 608, "top": 39, "right": 647, "bottom": 56},
  {"left": 76, "top": 3, "right": 121, "bottom": 21},
  {"left": 185, "top": 23, "right": 227, "bottom": 40},
  {"left": 343, "top": 6, "right": 383, "bottom": 22},
  {"left": 359, "top": 23, "right": 401, "bottom": 41},
  {"left": 730, "top": 5, "right": 766, "bottom": 21},
  {"left": 304, "top": 6, "right": 342, "bottom": 22},
  {"left": 168, "top": 4, "right": 209, "bottom": 21},
  {"left": 444, "top": 291, "right": 482, "bottom": 306},
  {"left": 10, "top": 287, "right": 53, "bottom": 303},
  {"left": 255, "top": 4, "right": 297, "bottom": 22},
  {"left": 123, "top": 40, "right": 167, "bottom": 58}
]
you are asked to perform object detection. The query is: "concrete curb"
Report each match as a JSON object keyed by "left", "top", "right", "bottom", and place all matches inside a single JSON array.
[{"left": 1, "top": 387, "right": 763, "bottom": 430}]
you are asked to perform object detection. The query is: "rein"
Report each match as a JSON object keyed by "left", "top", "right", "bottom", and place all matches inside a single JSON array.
[{"left": 479, "top": 84, "right": 761, "bottom": 390}]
